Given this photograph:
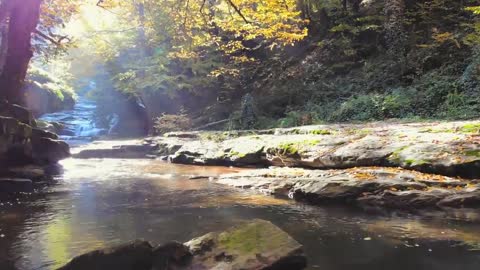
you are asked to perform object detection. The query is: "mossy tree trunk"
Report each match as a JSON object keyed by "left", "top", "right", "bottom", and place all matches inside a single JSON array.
[{"left": 0, "top": 0, "right": 42, "bottom": 105}]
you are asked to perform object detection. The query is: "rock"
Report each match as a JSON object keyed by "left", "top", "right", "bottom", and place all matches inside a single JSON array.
[
  {"left": 59, "top": 221, "right": 303, "bottom": 270},
  {"left": 144, "top": 120, "right": 480, "bottom": 179},
  {"left": 218, "top": 167, "right": 479, "bottom": 210},
  {"left": 36, "top": 120, "right": 65, "bottom": 134},
  {"left": 0, "top": 100, "right": 37, "bottom": 127},
  {"left": 437, "top": 190, "right": 480, "bottom": 208},
  {"left": 0, "top": 178, "right": 33, "bottom": 193},
  {"left": 357, "top": 189, "right": 452, "bottom": 209},
  {"left": 0, "top": 116, "right": 33, "bottom": 165},
  {"left": 23, "top": 80, "right": 75, "bottom": 117},
  {"left": 1, "top": 103, "right": 70, "bottom": 166},
  {"left": 74, "top": 144, "right": 154, "bottom": 159},
  {"left": 32, "top": 127, "right": 59, "bottom": 140},
  {"left": 32, "top": 137, "right": 70, "bottom": 164},
  {"left": 82, "top": 119, "right": 480, "bottom": 179},
  {"left": 151, "top": 241, "right": 192, "bottom": 270},
  {"left": 58, "top": 240, "right": 153, "bottom": 270},
  {"left": 108, "top": 95, "right": 149, "bottom": 137},
  {"left": 184, "top": 219, "right": 306, "bottom": 270}
]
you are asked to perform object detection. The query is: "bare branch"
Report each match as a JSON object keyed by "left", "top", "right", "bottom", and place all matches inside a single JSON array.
[
  {"left": 34, "top": 29, "right": 61, "bottom": 45},
  {"left": 34, "top": 29, "right": 71, "bottom": 45},
  {"left": 225, "top": 0, "right": 250, "bottom": 23}
]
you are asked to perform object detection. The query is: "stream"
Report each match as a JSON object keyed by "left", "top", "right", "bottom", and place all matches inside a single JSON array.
[{"left": 1, "top": 98, "right": 480, "bottom": 270}]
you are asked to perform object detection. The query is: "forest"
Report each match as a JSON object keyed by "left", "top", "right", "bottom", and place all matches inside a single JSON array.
[
  {"left": 3, "top": 0, "right": 480, "bottom": 133},
  {"left": 1, "top": 1, "right": 480, "bottom": 270}
]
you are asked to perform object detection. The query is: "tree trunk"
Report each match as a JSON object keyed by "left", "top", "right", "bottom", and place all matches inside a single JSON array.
[
  {"left": 0, "top": 20, "right": 8, "bottom": 74},
  {"left": 384, "top": 0, "right": 406, "bottom": 57},
  {"left": 0, "top": 0, "right": 42, "bottom": 105}
]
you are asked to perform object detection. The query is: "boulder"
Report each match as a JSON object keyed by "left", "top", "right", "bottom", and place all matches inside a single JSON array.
[
  {"left": 31, "top": 137, "right": 70, "bottom": 164},
  {"left": 58, "top": 240, "right": 154, "bottom": 270},
  {"left": 32, "top": 127, "right": 59, "bottom": 140},
  {"left": 108, "top": 96, "right": 149, "bottom": 137},
  {"left": 23, "top": 80, "right": 75, "bottom": 117},
  {"left": 151, "top": 241, "right": 192, "bottom": 270},
  {"left": 0, "top": 100, "right": 37, "bottom": 127},
  {"left": 0, "top": 116, "right": 33, "bottom": 165},
  {"left": 185, "top": 219, "right": 306, "bottom": 270},
  {"left": 36, "top": 120, "right": 65, "bottom": 134},
  {"left": 1, "top": 103, "right": 70, "bottom": 166},
  {"left": 59, "top": 220, "right": 305, "bottom": 270}
]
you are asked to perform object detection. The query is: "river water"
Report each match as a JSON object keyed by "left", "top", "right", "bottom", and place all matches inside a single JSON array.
[{"left": 1, "top": 99, "right": 480, "bottom": 270}]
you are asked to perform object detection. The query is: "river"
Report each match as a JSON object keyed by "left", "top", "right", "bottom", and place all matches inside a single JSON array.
[{"left": 0, "top": 98, "right": 480, "bottom": 270}]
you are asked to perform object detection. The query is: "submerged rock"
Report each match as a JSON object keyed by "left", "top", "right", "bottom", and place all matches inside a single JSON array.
[
  {"left": 218, "top": 167, "right": 480, "bottom": 210},
  {"left": 58, "top": 220, "right": 306, "bottom": 270}
]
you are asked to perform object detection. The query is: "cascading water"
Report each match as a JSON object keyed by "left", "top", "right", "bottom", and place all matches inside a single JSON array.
[{"left": 40, "top": 97, "right": 106, "bottom": 145}]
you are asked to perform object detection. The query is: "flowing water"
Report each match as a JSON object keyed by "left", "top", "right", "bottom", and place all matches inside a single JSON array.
[
  {"left": 39, "top": 97, "right": 106, "bottom": 145},
  {"left": 1, "top": 99, "right": 480, "bottom": 270}
]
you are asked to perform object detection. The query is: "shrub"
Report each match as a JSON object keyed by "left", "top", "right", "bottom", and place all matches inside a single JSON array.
[
  {"left": 154, "top": 113, "right": 192, "bottom": 135},
  {"left": 330, "top": 94, "right": 383, "bottom": 122}
]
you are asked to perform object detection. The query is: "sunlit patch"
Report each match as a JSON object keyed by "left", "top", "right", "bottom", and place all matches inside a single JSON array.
[
  {"left": 59, "top": 157, "right": 151, "bottom": 182},
  {"left": 141, "top": 161, "right": 245, "bottom": 176}
]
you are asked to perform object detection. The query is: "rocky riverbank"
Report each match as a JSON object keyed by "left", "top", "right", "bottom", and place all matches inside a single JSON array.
[
  {"left": 0, "top": 101, "right": 70, "bottom": 193},
  {"left": 74, "top": 120, "right": 480, "bottom": 210}
]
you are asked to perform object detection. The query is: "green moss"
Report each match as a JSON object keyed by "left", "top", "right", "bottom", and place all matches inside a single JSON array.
[
  {"left": 201, "top": 133, "right": 228, "bottom": 142},
  {"left": 276, "top": 139, "right": 320, "bottom": 156},
  {"left": 218, "top": 221, "right": 285, "bottom": 254},
  {"left": 229, "top": 150, "right": 247, "bottom": 158},
  {"left": 278, "top": 142, "right": 300, "bottom": 155},
  {"left": 404, "top": 159, "right": 429, "bottom": 166},
  {"left": 310, "top": 129, "right": 332, "bottom": 135},
  {"left": 388, "top": 146, "right": 409, "bottom": 163},
  {"left": 460, "top": 123, "right": 480, "bottom": 133},
  {"left": 419, "top": 127, "right": 455, "bottom": 133},
  {"left": 464, "top": 150, "right": 480, "bottom": 158}
]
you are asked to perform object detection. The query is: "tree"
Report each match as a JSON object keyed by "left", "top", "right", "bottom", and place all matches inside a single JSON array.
[
  {"left": 0, "top": 0, "right": 79, "bottom": 104},
  {"left": 0, "top": 0, "right": 42, "bottom": 104},
  {"left": 384, "top": 0, "right": 406, "bottom": 56}
]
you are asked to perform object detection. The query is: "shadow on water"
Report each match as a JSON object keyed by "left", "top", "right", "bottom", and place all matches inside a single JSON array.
[{"left": 0, "top": 158, "right": 479, "bottom": 270}]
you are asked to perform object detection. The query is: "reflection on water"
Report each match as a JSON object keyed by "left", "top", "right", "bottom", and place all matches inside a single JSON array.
[{"left": 0, "top": 158, "right": 480, "bottom": 270}]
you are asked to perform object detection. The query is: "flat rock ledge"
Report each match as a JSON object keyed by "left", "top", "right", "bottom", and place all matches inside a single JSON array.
[
  {"left": 72, "top": 121, "right": 480, "bottom": 211},
  {"left": 76, "top": 120, "right": 480, "bottom": 179},
  {"left": 218, "top": 167, "right": 480, "bottom": 210},
  {"left": 58, "top": 219, "right": 306, "bottom": 270}
]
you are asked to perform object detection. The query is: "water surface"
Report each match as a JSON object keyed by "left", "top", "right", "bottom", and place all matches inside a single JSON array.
[{"left": 1, "top": 157, "right": 479, "bottom": 270}]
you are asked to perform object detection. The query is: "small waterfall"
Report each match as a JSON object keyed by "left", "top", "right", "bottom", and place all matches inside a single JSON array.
[{"left": 40, "top": 97, "right": 106, "bottom": 145}]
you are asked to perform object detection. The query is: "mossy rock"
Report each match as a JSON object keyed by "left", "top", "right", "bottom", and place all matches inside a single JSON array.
[
  {"left": 185, "top": 219, "right": 306, "bottom": 270},
  {"left": 460, "top": 123, "right": 480, "bottom": 134}
]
